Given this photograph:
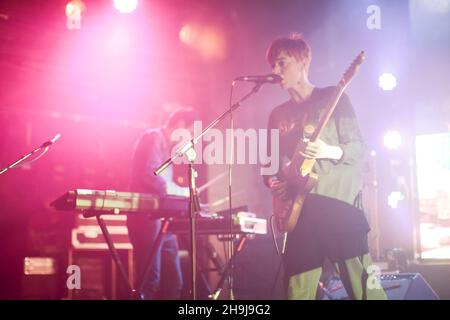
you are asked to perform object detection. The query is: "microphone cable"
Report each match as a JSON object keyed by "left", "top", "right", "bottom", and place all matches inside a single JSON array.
[{"left": 269, "top": 215, "right": 287, "bottom": 299}]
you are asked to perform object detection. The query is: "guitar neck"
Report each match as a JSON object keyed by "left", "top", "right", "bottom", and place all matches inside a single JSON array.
[
  {"left": 310, "top": 82, "right": 347, "bottom": 142},
  {"left": 310, "top": 51, "right": 365, "bottom": 142}
]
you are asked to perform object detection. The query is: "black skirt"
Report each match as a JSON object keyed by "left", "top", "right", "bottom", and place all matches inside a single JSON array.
[{"left": 283, "top": 193, "right": 371, "bottom": 278}]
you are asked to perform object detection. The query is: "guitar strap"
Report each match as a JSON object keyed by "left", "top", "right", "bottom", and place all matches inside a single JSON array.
[{"left": 360, "top": 255, "right": 368, "bottom": 300}]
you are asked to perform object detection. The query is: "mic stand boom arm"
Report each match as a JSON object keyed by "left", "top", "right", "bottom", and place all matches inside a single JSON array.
[
  {"left": 154, "top": 83, "right": 263, "bottom": 300},
  {"left": 154, "top": 83, "right": 262, "bottom": 176},
  {"left": 0, "top": 134, "right": 60, "bottom": 176}
]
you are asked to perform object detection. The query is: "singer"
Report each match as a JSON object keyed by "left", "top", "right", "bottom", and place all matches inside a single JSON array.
[{"left": 262, "top": 33, "right": 387, "bottom": 300}]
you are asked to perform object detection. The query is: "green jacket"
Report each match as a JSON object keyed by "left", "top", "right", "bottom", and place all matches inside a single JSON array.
[{"left": 264, "top": 86, "right": 365, "bottom": 207}]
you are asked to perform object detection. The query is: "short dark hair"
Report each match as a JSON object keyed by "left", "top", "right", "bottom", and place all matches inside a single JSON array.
[
  {"left": 266, "top": 33, "right": 312, "bottom": 67},
  {"left": 165, "top": 108, "right": 199, "bottom": 128}
]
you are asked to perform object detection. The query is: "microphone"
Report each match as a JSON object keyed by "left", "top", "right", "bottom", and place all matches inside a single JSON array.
[
  {"left": 234, "top": 74, "right": 282, "bottom": 84},
  {"left": 41, "top": 133, "right": 61, "bottom": 148}
]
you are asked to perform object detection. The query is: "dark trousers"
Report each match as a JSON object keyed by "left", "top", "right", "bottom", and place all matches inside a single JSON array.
[{"left": 127, "top": 217, "right": 183, "bottom": 300}]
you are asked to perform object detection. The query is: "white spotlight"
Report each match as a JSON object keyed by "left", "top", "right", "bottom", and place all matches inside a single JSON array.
[
  {"left": 113, "top": 0, "right": 138, "bottom": 14},
  {"left": 388, "top": 191, "right": 405, "bottom": 209},
  {"left": 379, "top": 73, "right": 397, "bottom": 91},
  {"left": 384, "top": 131, "right": 402, "bottom": 150}
]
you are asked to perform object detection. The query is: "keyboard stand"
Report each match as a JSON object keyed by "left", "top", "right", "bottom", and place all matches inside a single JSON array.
[
  {"left": 208, "top": 235, "right": 247, "bottom": 300},
  {"left": 135, "top": 219, "right": 171, "bottom": 299},
  {"left": 95, "top": 215, "right": 139, "bottom": 298},
  {"left": 93, "top": 215, "right": 221, "bottom": 300},
  {"left": 96, "top": 216, "right": 173, "bottom": 300},
  {"left": 134, "top": 219, "right": 215, "bottom": 299}
]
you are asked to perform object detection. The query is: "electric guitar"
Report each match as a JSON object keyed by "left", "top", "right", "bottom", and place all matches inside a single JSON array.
[{"left": 273, "top": 51, "right": 365, "bottom": 233}]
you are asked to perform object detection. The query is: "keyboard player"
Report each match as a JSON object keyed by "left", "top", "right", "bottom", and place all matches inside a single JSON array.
[{"left": 127, "top": 108, "right": 198, "bottom": 300}]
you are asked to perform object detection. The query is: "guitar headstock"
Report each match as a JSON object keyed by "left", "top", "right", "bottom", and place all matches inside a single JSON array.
[{"left": 340, "top": 51, "right": 365, "bottom": 87}]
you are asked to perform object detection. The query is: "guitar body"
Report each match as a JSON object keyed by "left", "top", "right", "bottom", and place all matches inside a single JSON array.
[
  {"left": 273, "top": 156, "right": 318, "bottom": 233},
  {"left": 271, "top": 51, "right": 366, "bottom": 234}
]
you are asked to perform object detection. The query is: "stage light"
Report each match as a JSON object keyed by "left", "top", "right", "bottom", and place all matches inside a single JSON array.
[
  {"left": 179, "top": 24, "right": 197, "bottom": 45},
  {"left": 179, "top": 24, "right": 226, "bottom": 60},
  {"left": 378, "top": 73, "right": 397, "bottom": 91},
  {"left": 113, "top": 0, "right": 138, "bottom": 14},
  {"left": 66, "top": 0, "right": 86, "bottom": 30},
  {"left": 107, "top": 28, "right": 131, "bottom": 57},
  {"left": 388, "top": 191, "right": 405, "bottom": 209},
  {"left": 383, "top": 130, "right": 402, "bottom": 150},
  {"left": 198, "top": 29, "right": 225, "bottom": 60}
]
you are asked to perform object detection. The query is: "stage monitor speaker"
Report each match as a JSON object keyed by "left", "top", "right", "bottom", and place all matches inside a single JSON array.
[
  {"left": 21, "top": 257, "right": 60, "bottom": 299},
  {"left": 323, "top": 273, "right": 439, "bottom": 300}
]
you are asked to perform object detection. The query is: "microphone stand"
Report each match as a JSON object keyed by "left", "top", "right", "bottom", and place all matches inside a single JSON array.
[
  {"left": 0, "top": 135, "right": 60, "bottom": 176},
  {"left": 154, "top": 83, "right": 263, "bottom": 300}
]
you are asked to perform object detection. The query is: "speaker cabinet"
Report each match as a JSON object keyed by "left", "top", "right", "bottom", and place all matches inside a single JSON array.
[
  {"left": 67, "top": 249, "right": 134, "bottom": 300},
  {"left": 323, "top": 273, "right": 440, "bottom": 300},
  {"left": 21, "top": 257, "right": 59, "bottom": 299}
]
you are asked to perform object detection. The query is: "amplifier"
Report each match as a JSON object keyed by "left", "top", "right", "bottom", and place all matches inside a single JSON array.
[
  {"left": 72, "top": 214, "right": 132, "bottom": 250},
  {"left": 322, "top": 272, "right": 440, "bottom": 300},
  {"left": 72, "top": 226, "right": 132, "bottom": 250}
]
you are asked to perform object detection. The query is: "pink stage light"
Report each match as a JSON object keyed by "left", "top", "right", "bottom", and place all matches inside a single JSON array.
[
  {"left": 179, "top": 24, "right": 197, "bottom": 45},
  {"left": 65, "top": 0, "right": 86, "bottom": 30},
  {"left": 179, "top": 24, "right": 226, "bottom": 60},
  {"left": 113, "top": 0, "right": 138, "bottom": 14},
  {"left": 107, "top": 28, "right": 131, "bottom": 57}
]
